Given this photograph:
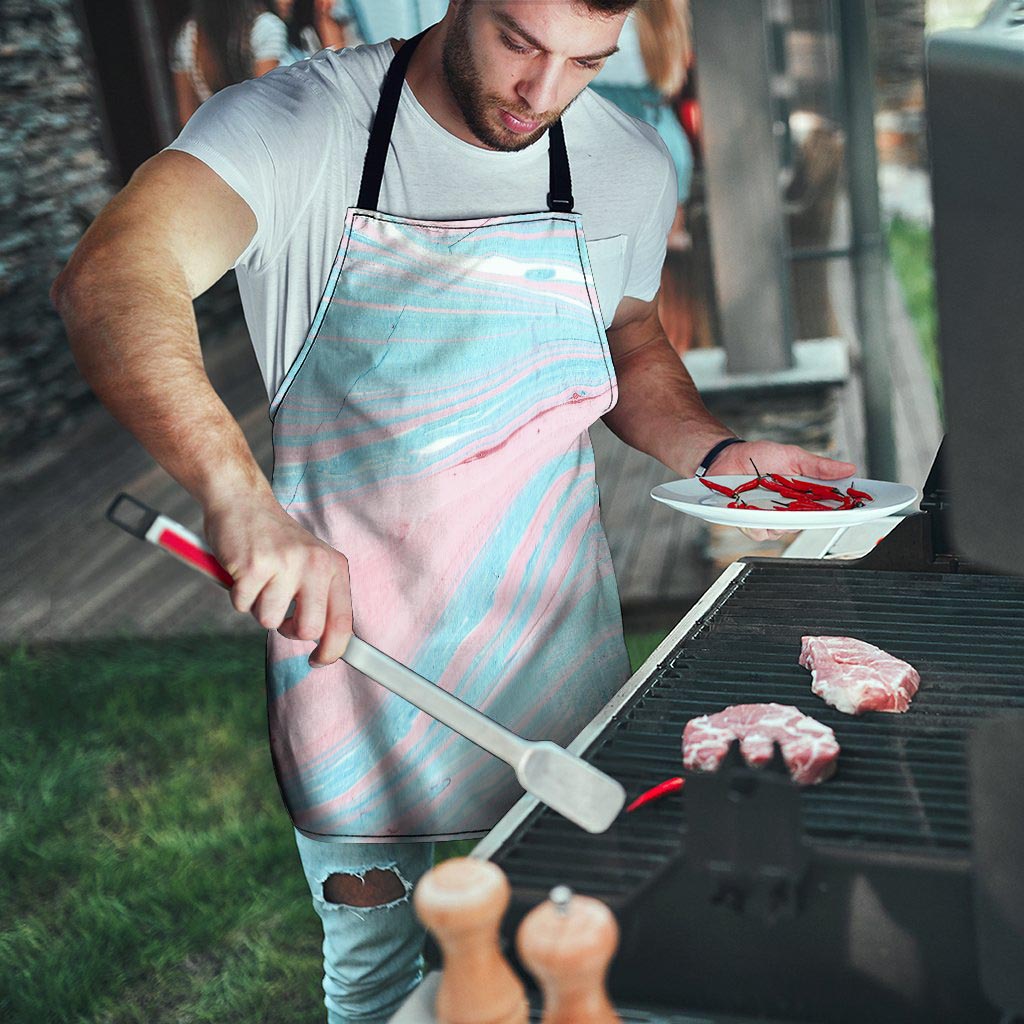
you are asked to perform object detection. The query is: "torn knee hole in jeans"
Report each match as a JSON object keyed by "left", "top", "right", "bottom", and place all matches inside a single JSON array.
[{"left": 322, "top": 867, "right": 411, "bottom": 910}]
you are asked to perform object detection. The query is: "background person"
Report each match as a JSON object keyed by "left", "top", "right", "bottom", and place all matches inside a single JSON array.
[
  {"left": 276, "top": 0, "right": 350, "bottom": 62},
  {"left": 171, "top": 0, "right": 289, "bottom": 127},
  {"left": 592, "top": 0, "right": 694, "bottom": 217},
  {"left": 336, "top": 0, "right": 450, "bottom": 45}
]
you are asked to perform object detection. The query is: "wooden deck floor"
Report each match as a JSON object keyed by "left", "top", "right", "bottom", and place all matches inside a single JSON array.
[{"left": 1, "top": 247, "right": 940, "bottom": 644}]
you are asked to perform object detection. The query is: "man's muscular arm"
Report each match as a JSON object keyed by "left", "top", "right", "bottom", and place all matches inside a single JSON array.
[
  {"left": 603, "top": 295, "right": 735, "bottom": 478},
  {"left": 51, "top": 150, "right": 352, "bottom": 664}
]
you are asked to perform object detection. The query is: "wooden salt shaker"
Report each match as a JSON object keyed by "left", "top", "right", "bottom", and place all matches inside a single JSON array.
[
  {"left": 413, "top": 857, "right": 528, "bottom": 1024},
  {"left": 516, "top": 885, "right": 621, "bottom": 1024}
]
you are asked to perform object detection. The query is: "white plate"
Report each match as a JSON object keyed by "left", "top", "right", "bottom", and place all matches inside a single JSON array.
[{"left": 650, "top": 476, "right": 920, "bottom": 530}]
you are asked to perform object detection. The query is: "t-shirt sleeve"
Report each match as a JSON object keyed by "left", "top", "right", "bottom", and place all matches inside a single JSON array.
[
  {"left": 165, "top": 67, "right": 340, "bottom": 272},
  {"left": 623, "top": 129, "right": 678, "bottom": 302},
  {"left": 251, "top": 12, "right": 289, "bottom": 62}
]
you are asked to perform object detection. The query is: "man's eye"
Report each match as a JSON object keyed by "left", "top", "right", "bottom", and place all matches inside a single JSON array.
[
  {"left": 501, "top": 34, "right": 531, "bottom": 54},
  {"left": 576, "top": 59, "right": 600, "bottom": 70}
]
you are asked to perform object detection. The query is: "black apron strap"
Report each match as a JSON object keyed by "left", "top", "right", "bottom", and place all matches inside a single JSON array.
[
  {"left": 357, "top": 29, "right": 428, "bottom": 212},
  {"left": 546, "top": 119, "right": 574, "bottom": 214},
  {"left": 357, "top": 30, "right": 575, "bottom": 215}
]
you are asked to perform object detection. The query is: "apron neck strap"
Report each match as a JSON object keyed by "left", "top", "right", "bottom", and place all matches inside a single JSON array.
[
  {"left": 357, "top": 30, "right": 575, "bottom": 215},
  {"left": 546, "top": 120, "right": 573, "bottom": 214}
]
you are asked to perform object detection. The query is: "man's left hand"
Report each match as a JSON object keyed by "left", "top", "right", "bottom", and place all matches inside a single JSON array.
[{"left": 706, "top": 440, "right": 857, "bottom": 542}]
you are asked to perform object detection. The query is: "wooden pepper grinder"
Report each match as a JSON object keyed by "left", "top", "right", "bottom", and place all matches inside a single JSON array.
[
  {"left": 516, "top": 885, "right": 621, "bottom": 1024},
  {"left": 413, "top": 857, "right": 528, "bottom": 1024}
]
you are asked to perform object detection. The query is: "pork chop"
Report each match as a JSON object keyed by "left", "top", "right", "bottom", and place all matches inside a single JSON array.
[
  {"left": 799, "top": 636, "right": 920, "bottom": 716},
  {"left": 682, "top": 703, "right": 840, "bottom": 785}
]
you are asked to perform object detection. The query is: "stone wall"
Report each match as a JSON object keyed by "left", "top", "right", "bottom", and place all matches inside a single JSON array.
[{"left": 0, "top": 0, "right": 115, "bottom": 460}]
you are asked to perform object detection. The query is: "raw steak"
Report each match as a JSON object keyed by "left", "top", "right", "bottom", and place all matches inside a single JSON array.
[
  {"left": 682, "top": 703, "right": 840, "bottom": 785},
  {"left": 799, "top": 636, "right": 920, "bottom": 716}
]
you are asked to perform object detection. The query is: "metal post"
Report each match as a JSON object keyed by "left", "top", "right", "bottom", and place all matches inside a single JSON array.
[
  {"left": 690, "top": 0, "right": 794, "bottom": 374},
  {"left": 837, "top": 1, "right": 899, "bottom": 480}
]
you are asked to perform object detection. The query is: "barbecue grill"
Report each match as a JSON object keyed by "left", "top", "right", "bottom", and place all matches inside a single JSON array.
[
  {"left": 473, "top": 450, "right": 1024, "bottom": 1022},
  {"left": 465, "top": 9, "right": 1024, "bottom": 1021}
]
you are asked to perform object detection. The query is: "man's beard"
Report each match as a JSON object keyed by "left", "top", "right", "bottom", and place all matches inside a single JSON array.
[{"left": 441, "top": 4, "right": 559, "bottom": 151}]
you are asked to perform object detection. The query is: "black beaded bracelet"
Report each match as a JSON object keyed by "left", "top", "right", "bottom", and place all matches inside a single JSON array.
[{"left": 694, "top": 437, "right": 745, "bottom": 478}]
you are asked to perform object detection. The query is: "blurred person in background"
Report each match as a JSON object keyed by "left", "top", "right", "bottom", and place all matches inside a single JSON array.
[
  {"left": 335, "top": 0, "right": 450, "bottom": 45},
  {"left": 592, "top": 0, "right": 693, "bottom": 242},
  {"left": 276, "top": 0, "right": 350, "bottom": 62},
  {"left": 171, "top": 0, "right": 289, "bottom": 127}
]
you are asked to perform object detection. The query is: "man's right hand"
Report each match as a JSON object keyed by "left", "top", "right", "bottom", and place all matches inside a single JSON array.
[{"left": 204, "top": 495, "right": 352, "bottom": 667}]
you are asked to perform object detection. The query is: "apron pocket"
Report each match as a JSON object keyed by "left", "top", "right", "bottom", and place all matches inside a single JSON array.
[{"left": 585, "top": 235, "right": 627, "bottom": 328}]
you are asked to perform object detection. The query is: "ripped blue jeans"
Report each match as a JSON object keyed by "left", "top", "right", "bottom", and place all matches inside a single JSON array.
[{"left": 294, "top": 829, "right": 436, "bottom": 1024}]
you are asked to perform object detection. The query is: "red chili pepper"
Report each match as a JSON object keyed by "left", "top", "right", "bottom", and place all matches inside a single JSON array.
[
  {"left": 698, "top": 477, "right": 737, "bottom": 498},
  {"left": 847, "top": 485, "right": 873, "bottom": 501},
  {"left": 776, "top": 498, "right": 835, "bottom": 511},
  {"left": 758, "top": 478, "right": 802, "bottom": 497},
  {"left": 761, "top": 479, "right": 825, "bottom": 502},
  {"left": 626, "top": 776, "right": 685, "bottom": 813},
  {"left": 768, "top": 473, "right": 816, "bottom": 494},
  {"left": 734, "top": 478, "right": 762, "bottom": 494},
  {"left": 772, "top": 473, "right": 844, "bottom": 499}
]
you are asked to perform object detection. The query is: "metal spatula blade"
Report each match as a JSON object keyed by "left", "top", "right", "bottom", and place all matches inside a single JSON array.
[
  {"left": 107, "top": 493, "right": 627, "bottom": 834},
  {"left": 517, "top": 742, "right": 626, "bottom": 834}
]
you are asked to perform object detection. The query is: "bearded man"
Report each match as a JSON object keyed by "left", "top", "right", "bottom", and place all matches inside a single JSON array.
[{"left": 52, "top": 2, "right": 854, "bottom": 1020}]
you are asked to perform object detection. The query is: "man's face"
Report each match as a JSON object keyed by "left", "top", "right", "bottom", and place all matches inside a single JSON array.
[{"left": 442, "top": 1, "right": 627, "bottom": 151}]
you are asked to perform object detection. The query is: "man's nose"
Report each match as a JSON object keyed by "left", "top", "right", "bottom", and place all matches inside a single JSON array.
[{"left": 517, "top": 62, "right": 561, "bottom": 117}]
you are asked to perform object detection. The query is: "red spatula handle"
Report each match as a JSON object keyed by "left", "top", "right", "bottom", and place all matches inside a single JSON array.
[{"left": 106, "top": 493, "right": 234, "bottom": 589}]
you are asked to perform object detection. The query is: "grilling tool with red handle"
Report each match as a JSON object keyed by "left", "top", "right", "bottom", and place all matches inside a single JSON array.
[{"left": 106, "top": 492, "right": 626, "bottom": 834}]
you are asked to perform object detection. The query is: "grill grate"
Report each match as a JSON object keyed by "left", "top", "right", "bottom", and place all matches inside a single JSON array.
[{"left": 494, "top": 563, "right": 1024, "bottom": 902}]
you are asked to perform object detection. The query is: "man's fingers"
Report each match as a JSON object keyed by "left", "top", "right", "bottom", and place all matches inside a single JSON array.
[
  {"left": 277, "top": 616, "right": 301, "bottom": 641},
  {"left": 251, "top": 575, "right": 298, "bottom": 630},
  {"left": 739, "top": 527, "right": 793, "bottom": 542},
  {"left": 798, "top": 454, "right": 857, "bottom": 480},
  {"left": 287, "top": 585, "right": 328, "bottom": 643},
  {"left": 309, "top": 571, "right": 353, "bottom": 667},
  {"left": 229, "top": 571, "right": 270, "bottom": 616}
]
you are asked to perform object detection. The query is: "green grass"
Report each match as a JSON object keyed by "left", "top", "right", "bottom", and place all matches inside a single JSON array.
[
  {"left": 1, "top": 630, "right": 667, "bottom": 1022},
  {"left": 887, "top": 215, "right": 942, "bottom": 406}
]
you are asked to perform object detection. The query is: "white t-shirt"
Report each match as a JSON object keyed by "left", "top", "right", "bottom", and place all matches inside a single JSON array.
[{"left": 168, "top": 40, "right": 677, "bottom": 400}]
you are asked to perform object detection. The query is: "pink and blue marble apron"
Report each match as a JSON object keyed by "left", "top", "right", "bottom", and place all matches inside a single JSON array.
[{"left": 267, "top": 31, "right": 630, "bottom": 841}]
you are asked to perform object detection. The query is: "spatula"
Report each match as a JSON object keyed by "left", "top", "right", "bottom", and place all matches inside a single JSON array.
[{"left": 106, "top": 493, "right": 626, "bottom": 834}]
